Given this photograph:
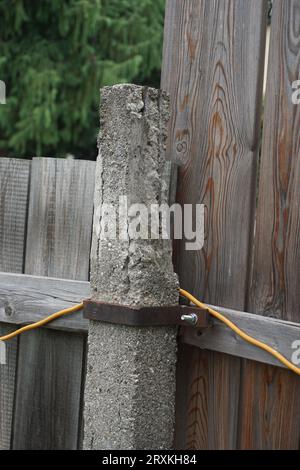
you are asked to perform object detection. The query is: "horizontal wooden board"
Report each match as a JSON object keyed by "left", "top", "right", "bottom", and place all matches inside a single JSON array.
[
  {"left": 0, "top": 272, "right": 90, "bottom": 332},
  {"left": 182, "top": 304, "right": 300, "bottom": 369},
  {"left": 1, "top": 272, "right": 300, "bottom": 371}
]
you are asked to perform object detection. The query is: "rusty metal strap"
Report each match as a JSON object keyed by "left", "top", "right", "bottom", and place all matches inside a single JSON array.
[{"left": 83, "top": 299, "right": 212, "bottom": 328}]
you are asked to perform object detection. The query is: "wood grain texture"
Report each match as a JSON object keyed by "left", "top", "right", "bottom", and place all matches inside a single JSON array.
[
  {"left": 12, "top": 328, "right": 84, "bottom": 450},
  {"left": 13, "top": 158, "right": 95, "bottom": 449},
  {"left": 173, "top": 343, "right": 193, "bottom": 449},
  {"left": 0, "top": 159, "right": 30, "bottom": 273},
  {"left": 239, "top": 0, "right": 300, "bottom": 449},
  {"left": 162, "top": 0, "right": 267, "bottom": 305},
  {"left": 238, "top": 361, "right": 300, "bottom": 449},
  {"left": 249, "top": 0, "right": 300, "bottom": 322},
  {"left": 0, "top": 272, "right": 90, "bottom": 332},
  {"left": 0, "top": 158, "right": 30, "bottom": 449},
  {"left": 162, "top": 0, "right": 267, "bottom": 448},
  {"left": 0, "top": 324, "right": 18, "bottom": 449},
  {"left": 25, "top": 158, "right": 95, "bottom": 280},
  {"left": 175, "top": 347, "right": 240, "bottom": 449}
]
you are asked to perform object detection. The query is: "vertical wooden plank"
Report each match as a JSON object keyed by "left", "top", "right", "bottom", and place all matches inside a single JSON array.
[
  {"left": 13, "top": 158, "right": 95, "bottom": 449},
  {"left": 192, "top": 351, "right": 241, "bottom": 450},
  {"left": 173, "top": 343, "right": 194, "bottom": 449},
  {"left": 0, "top": 159, "right": 30, "bottom": 273},
  {"left": 0, "top": 158, "right": 30, "bottom": 449},
  {"left": 0, "top": 325, "right": 18, "bottom": 450},
  {"left": 248, "top": 2, "right": 300, "bottom": 323},
  {"left": 175, "top": 347, "right": 241, "bottom": 450},
  {"left": 24, "top": 158, "right": 94, "bottom": 280},
  {"left": 12, "top": 328, "right": 85, "bottom": 450},
  {"left": 161, "top": 0, "right": 267, "bottom": 448},
  {"left": 239, "top": 0, "right": 300, "bottom": 449},
  {"left": 238, "top": 361, "right": 300, "bottom": 449}
]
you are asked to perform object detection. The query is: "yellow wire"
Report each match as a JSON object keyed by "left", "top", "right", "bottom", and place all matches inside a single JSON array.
[
  {"left": 179, "top": 288, "right": 300, "bottom": 376},
  {"left": 0, "top": 303, "right": 83, "bottom": 342},
  {"left": 1, "top": 289, "right": 300, "bottom": 376}
]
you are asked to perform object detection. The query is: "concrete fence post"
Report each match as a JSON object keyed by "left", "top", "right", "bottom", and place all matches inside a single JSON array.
[{"left": 83, "top": 84, "right": 179, "bottom": 450}]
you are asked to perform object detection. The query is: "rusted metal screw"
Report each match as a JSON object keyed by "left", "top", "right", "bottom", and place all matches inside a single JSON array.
[{"left": 181, "top": 313, "right": 198, "bottom": 326}]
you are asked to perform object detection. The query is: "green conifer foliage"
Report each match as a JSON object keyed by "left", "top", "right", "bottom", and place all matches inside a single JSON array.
[{"left": 0, "top": 0, "right": 165, "bottom": 158}]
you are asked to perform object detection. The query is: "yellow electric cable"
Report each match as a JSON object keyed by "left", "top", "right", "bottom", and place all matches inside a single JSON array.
[
  {"left": 179, "top": 288, "right": 300, "bottom": 376},
  {"left": 1, "top": 289, "right": 299, "bottom": 376},
  {"left": 0, "top": 303, "right": 83, "bottom": 342}
]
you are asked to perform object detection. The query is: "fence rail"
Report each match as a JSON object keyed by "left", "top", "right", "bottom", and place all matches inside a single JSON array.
[
  {"left": 1, "top": 271, "right": 300, "bottom": 370},
  {"left": 0, "top": 272, "right": 90, "bottom": 332}
]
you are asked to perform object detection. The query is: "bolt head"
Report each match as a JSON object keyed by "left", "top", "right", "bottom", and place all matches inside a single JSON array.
[{"left": 181, "top": 313, "right": 198, "bottom": 325}]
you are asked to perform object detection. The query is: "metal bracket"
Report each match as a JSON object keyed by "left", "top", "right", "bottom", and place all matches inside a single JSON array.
[{"left": 83, "top": 299, "right": 212, "bottom": 329}]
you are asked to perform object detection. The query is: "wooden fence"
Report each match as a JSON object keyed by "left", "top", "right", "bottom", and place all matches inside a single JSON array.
[
  {"left": 162, "top": 0, "right": 300, "bottom": 449},
  {"left": 0, "top": 0, "right": 300, "bottom": 450},
  {"left": 0, "top": 158, "right": 95, "bottom": 449}
]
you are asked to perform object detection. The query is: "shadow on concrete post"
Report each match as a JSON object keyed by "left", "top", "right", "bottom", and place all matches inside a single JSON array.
[{"left": 83, "top": 84, "right": 179, "bottom": 450}]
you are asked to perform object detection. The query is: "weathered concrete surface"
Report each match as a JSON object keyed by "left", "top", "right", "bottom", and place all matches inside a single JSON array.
[
  {"left": 84, "top": 324, "right": 177, "bottom": 450},
  {"left": 90, "top": 84, "right": 178, "bottom": 307},
  {"left": 84, "top": 84, "right": 179, "bottom": 450}
]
